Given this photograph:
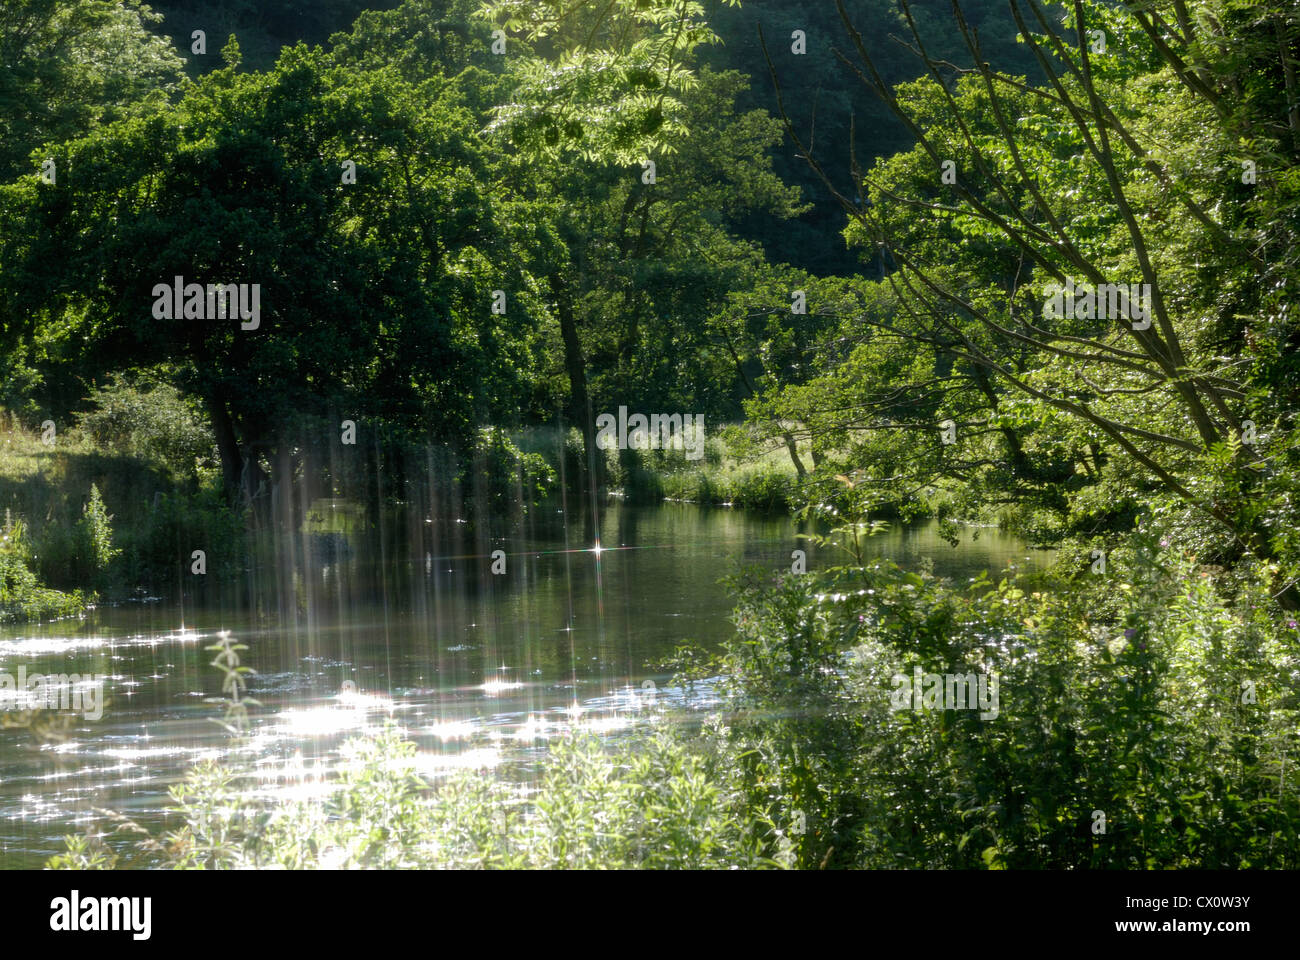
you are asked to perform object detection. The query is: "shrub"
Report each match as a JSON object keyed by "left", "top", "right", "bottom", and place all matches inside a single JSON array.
[
  {"left": 49, "top": 722, "right": 764, "bottom": 870},
  {"left": 0, "top": 516, "right": 86, "bottom": 623},
  {"left": 728, "top": 466, "right": 793, "bottom": 510},
  {"left": 115, "top": 487, "right": 248, "bottom": 587},
  {"left": 470, "top": 427, "right": 558, "bottom": 525},
  {"left": 75, "top": 376, "right": 215, "bottom": 481},
  {"left": 73, "top": 484, "right": 121, "bottom": 593},
  {"left": 627, "top": 444, "right": 796, "bottom": 510},
  {"left": 697, "top": 523, "right": 1300, "bottom": 869}
]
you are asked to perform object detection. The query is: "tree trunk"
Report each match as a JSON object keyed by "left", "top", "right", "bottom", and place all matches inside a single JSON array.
[
  {"left": 551, "top": 274, "right": 601, "bottom": 493},
  {"left": 208, "top": 395, "right": 244, "bottom": 504},
  {"left": 783, "top": 432, "right": 807, "bottom": 479}
]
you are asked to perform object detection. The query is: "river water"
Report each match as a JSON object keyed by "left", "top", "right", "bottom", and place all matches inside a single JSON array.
[{"left": 0, "top": 502, "right": 1043, "bottom": 868}]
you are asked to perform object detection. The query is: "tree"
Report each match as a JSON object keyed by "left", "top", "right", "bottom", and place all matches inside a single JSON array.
[
  {"left": 750, "top": 0, "right": 1300, "bottom": 600},
  {"left": 0, "top": 38, "right": 552, "bottom": 511},
  {"left": 0, "top": 0, "right": 184, "bottom": 179}
]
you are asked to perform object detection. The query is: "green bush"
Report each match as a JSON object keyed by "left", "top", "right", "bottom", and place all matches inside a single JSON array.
[
  {"left": 115, "top": 487, "right": 248, "bottom": 587},
  {"left": 49, "top": 723, "right": 764, "bottom": 870},
  {"left": 696, "top": 522, "right": 1300, "bottom": 868},
  {"left": 74, "top": 484, "right": 120, "bottom": 592},
  {"left": 0, "top": 399, "right": 221, "bottom": 595},
  {"left": 35, "top": 483, "right": 130, "bottom": 595},
  {"left": 728, "top": 466, "right": 793, "bottom": 510},
  {"left": 471, "top": 426, "right": 558, "bottom": 525},
  {"left": 75, "top": 376, "right": 215, "bottom": 482},
  {"left": 0, "top": 516, "right": 87, "bottom": 623},
  {"left": 626, "top": 445, "right": 796, "bottom": 511}
]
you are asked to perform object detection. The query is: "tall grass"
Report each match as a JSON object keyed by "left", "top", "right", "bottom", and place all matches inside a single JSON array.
[{"left": 610, "top": 432, "right": 800, "bottom": 511}]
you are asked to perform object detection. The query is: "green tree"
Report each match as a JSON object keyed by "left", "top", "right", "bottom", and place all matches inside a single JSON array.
[
  {"left": 0, "top": 38, "right": 551, "bottom": 509},
  {"left": 0, "top": 0, "right": 184, "bottom": 179},
  {"left": 748, "top": 0, "right": 1300, "bottom": 602}
]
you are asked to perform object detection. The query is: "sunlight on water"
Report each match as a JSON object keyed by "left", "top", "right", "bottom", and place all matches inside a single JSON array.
[
  {"left": 479, "top": 678, "right": 525, "bottom": 696},
  {"left": 577, "top": 715, "right": 636, "bottom": 736},
  {"left": 421, "top": 720, "right": 477, "bottom": 741},
  {"left": 272, "top": 706, "right": 384, "bottom": 738},
  {"left": 409, "top": 749, "right": 502, "bottom": 775},
  {"left": 0, "top": 629, "right": 202, "bottom": 657}
]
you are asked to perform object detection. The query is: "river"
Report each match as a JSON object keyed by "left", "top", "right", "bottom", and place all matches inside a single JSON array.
[{"left": 0, "top": 502, "right": 1044, "bottom": 868}]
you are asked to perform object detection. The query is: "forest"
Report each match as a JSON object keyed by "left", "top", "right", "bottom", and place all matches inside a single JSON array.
[{"left": 0, "top": 0, "right": 1298, "bottom": 874}]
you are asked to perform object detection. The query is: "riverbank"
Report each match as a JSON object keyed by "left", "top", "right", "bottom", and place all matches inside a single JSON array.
[
  {"left": 0, "top": 394, "right": 938, "bottom": 624},
  {"left": 0, "top": 383, "right": 243, "bottom": 621},
  {"left": 599, "top": 430, "right": 944, "bottom": 523}
]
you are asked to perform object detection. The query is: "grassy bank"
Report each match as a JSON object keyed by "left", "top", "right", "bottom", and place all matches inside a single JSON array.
[
  {"left": 0, "top": 379, "right": 245, "bottom": 621},
  {"left": 613, "top": 439, "right": 799, "bottom": 511},
  {"left": 605, "top": 429, "right": 945, "bottom": 526}
]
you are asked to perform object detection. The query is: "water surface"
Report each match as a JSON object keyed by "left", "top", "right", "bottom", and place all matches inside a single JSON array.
[{"left": 0, "top": 503, "right": 1043, "bottom": 868}]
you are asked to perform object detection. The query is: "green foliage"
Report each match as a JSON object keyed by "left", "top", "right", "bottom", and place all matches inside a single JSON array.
[
  {"left": 478, "top": 0, "right": 740, "bottom": 163},
  {"left": 0, "top": 407, "right": 243, "bottom": 594},
  {"left": 471, "top": 426, "right": 557, "bottom": 524},
  {"left": 699, "top": 0, "right": 1038, "bottom": 273},
  {"left": 51, "top": 722, "right": 763, "bottom": 869},
  {"left": 75, "top": 375, "right": 215, "bottom": 482},
  {"left": 120, "top": 487, "right": 247, "bottom": 586},
  {"left": 0, "top": 40, "right": 557, "bottom": 507},
  {"left": 17, "top": 0, "right": 1300, "bottom": 873},
  {"left": 0, "top": 515, "right": 86, "bottom": 622},
  {"left": 45, "top": 832, "right": 121, "bottom": 870},
  {"left": 609, "top": 434, "right": 798, "bottom": 510},
  {"left": 149, "top": 0, "right": 407, "bottom": 73},
  {"left": 72, "top": 483, "right": 120, "bottom": 592},
  {"left": 206, "top": 631, "right": 259, "bottom": 734},
  {"left": 0, "top": 0, "right": 184, "bottom": 179},
  {"left": 692, "top": 510, "right": 1300, "bottom": 868}
]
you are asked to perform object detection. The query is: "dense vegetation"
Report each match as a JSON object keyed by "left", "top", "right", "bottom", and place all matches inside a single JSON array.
[{"left": 1, "top": 0, "right": 1297, "bottom": 868}]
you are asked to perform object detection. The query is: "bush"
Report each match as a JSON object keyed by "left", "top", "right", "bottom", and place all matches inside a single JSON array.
[
  {"left": 626, "top": 443, "right": 796, "bottom": 511},
  {"left": 0, "top": 516, "right": 86, "bottom": 623},
  {"left": 728, "top": 465, "right": 793, "bottom": 510},
  {"left": 470, "top": 426, "right": 558, "bottom": 526},
  {"left": 115, "top": 487, "right": 248, "bottom": 587},
  {"left": 35, "top": 483, "right": 127, "bottom": 595},
  {"left": 696, "top": 523, "right": 1300, "bottom": 868},
  {"left": 75, "top": 376, "right": 215, "bottom": 481},
  {"left": 49, "top": 723, "right": 764, "bottom": 870},
  {"left": 74, "top": 484, "right": 120, "bottom": 592}
]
